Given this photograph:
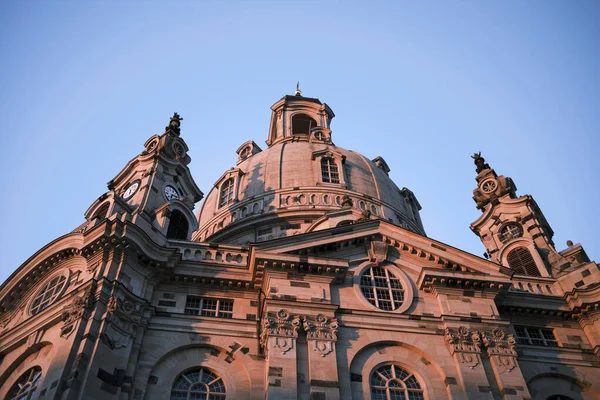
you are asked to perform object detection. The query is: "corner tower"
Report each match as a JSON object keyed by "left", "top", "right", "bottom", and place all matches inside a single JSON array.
[
  {"left": 83, "top": 113, "right": 203, "bottom": 243},
  {"left": 469, "top": 153, "right": 568, "bottom": 277}
]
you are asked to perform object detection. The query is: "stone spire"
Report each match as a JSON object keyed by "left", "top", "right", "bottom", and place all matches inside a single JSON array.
[{"left": 471, "top": 153, "right": 516, "bottom": 211}]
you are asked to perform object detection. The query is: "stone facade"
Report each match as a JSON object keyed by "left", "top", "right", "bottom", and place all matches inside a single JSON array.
[{"left": 0, "top": 93, "right": 599, "bottom": 400}]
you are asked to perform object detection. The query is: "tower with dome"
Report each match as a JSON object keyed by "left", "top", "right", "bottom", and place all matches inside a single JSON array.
[{"left": 0, "top": 90, "right": 599, "bottom": 400}]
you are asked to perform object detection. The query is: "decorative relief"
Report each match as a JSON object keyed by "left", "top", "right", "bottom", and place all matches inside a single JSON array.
[
  {"left": 101, "top": 295, "right": 145, "bottom": 350},
  {"left": 481, "top": 328, "right": 518, "bottom": 372},
  {"left": 303, "top": 314, "right": 339, "bottom": 357},
  {"left": 260, "top": 309, "right": 301, "bottom": 355},
  {"left": 444, "top": 326, "right": 482, "bottom": 369},
  {"left": 260, "top": 310, "right": 338, "bottom": 357},
  {"left": 367, "top": 241, "right": 391, "bottom": 265},
  {"left": 60, "top": 289, "right": 96, "bottom": 338}
]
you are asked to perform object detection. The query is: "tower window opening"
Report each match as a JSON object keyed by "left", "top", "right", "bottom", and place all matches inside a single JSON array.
[
  {"left": 167, "top": 210, "right": 189, "bottom": 240},
  {"left": 219, "top": 178, "right": 235, "bottom": 207},
  {"left": 321, "top": 158, "right": 340, "bottom": 184},
  {"left": 292, "top": 114, "right": 318, "bottom": 135},
  {"left": 500, "top": 223, "right": 522, "bottom": 242},
  {"left": 507, "top": 247, "right": 541, "bottom": 277}
]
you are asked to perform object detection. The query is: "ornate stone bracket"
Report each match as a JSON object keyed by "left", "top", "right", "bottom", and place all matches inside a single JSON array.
[
  {"left": 445, "top": 326, "right": 518, "bottom": 372},
  {"left": 60, "top": 289, "right": 96, "bottom": 339},
  {"left": 260, "top": 309, "right": 301, "bottom": 355},
  {"left": 481, "top": 328, "right": 518, "bottom": 372},
  {"left": 100, "top": 295, "right": 144, "bottom": 350},
  {"left": 260, "top": 310, "right": 338, "bottom": 357},
  {"left": 444, "top": 326, "right": 482, "bottom": 369},
  {"left": 303, "top": 314, "right": 339, "bottom": 357}
]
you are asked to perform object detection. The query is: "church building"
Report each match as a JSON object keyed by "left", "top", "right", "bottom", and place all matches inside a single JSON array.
[{"left": 0, "top": 90, "right": 599, "bottom": 400}]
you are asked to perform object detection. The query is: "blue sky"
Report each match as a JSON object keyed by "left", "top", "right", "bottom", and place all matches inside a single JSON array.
[{"left": 0, "top": 1, "right": 598, "bottom": 284}]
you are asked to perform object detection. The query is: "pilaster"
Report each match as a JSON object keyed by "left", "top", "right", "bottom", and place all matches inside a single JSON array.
[
  {"left": 303, "top": 314, "right": 340, "bottom": 400},
  {"left": 481, "top": 328, "right": 531, "bottom": 400},
  {"left": 261, "top": 309, "right": 301, "bottom": 400}
]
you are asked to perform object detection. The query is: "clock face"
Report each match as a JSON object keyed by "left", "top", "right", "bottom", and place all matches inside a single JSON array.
[
  {"left": 164, "top": 185, "right": 179, "bottom": 201},
  {"left": 123, "top": 181, "right": 140, "bottom": 199}
]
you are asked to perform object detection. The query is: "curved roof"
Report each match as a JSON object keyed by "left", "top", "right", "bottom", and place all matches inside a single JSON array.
[{"left": 194, "top": 95, "right": 425, "bottom": 245}]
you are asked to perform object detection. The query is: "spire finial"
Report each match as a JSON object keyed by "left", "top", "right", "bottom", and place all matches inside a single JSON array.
[
  {"left": 471, "top": 151, "right": 490, "bottom": 174},
  {"left": 294, "top": 82, "right": 302, "bottom": 96}
]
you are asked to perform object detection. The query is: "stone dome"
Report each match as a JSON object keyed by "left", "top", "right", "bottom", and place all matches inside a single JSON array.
[{"left": 193, "top": 94, "right": 425, "bottom": 245}]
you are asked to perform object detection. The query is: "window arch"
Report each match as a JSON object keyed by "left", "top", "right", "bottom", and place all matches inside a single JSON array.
[
  {"left": 167, "top": 210, "right": 189, "bottom": 240},
  {"left": 292, "top": 113, "right": 318, "bottom": 135},
  {"left": 170, "top": 367, "right": 226, "bottom": 400},
  {"left": 507, "top": 247, "right": 541, "bottom": 277},
  {"left": 92, "top": 202, "right": 110, "bottom": 223},
  {"left": 219, "top": 178, "right": 235, "bottom": 207},
  {"left": 30, "top": 274, "right": 68, "bottom": 315},
  {"left": 370, "top": 364, "right": 424, "bottom": 400},
  {"left": 321, "top": 158, "right": 340, "bottom": 184},
  {"left": 360, "top": 266, "right": 404, "bottom": 311},
  {"left": 7, "top": 366, "right": 42, "bottom": 400}
]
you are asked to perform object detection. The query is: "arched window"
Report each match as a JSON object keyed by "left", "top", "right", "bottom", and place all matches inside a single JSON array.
[
  {"left": 321, "top": 158, "right": 340, "bottom": 184},
  {"left": 292, "top": 113, "right": 318, "bottom": 135},
  {"left": 171, "top": 368, "right": 226, "bottom": 400},
  {"left": 370, "top": 364, "right": 424, "bottom": 400},
  {"left": 499, "top": 223, "right": 522, "bottom": 242},
  {"left": 360, "top": 266, "right": 404, "bottom": 311},
  {"left": 167, "top": 210, "right": 189, "bottom": 240},
  {"left": 219, "top": 178, "right": 235, "bottom": 207},
  {"left": 92, "top": 202, "right": 110, "bottom": 224},
  {"left": 507, "top": 247, "right": 541, "bottom": 277},
  {"left": 7, "top": 366, "right": 42, "bottom": 400},
  {"left": 30, "top": 274, "right": 68, "bottom": 315},
  {"left": 547, "top": 396, "right": 574, "bottom": 400}
]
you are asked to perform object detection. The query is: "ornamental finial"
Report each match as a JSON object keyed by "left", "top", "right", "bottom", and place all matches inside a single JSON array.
[
  {"left": 471, "top": 151, "right": 490, "bottom": 174},
  {"left": 166, "top": 112, "right": 183, "bottom": 136},
  {"left": 295, "top": 82, "right": 302, "bottom": 96}
]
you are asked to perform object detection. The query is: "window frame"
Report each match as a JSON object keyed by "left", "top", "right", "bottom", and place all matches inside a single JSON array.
[
  {"left": 184, "top": 296, "right": 234, "bottom": 319},
  {"left": 7, "top": 366, "right": 42, "bottom": 400},
  {"left": 353, "top": 262, "right": 414, "bottom": 314},
  {"left": 170, "top": 367, "right": 226, "bottom": 400},
  {"left": 514, "top": 326, "right": 558, "bottom": 347},
  {"left": 321, "top": 157, "right": 340, "bottom": 184},
  {"left": 28, "top": 271, "right": 70, "bottom": 317},
  {"left": 370, "top": 364, "right": 424, "bottom": 400}
]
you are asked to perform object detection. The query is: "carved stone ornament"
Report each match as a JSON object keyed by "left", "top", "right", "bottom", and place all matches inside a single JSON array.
[
  {"left": 60, "top": 290, "right": 96, "bottom": 338},
  {"left": 260, "top": 309, "right": 301, "bottom": 355},
  {"left": 444, "top": 326, "right": 482, "bottom": 369},
  {"left": 481, "top": 328, "right": 518, "bottom": 372},
  {"left": 101, "top": 295, "right": 143, "bottom": 350},
  {"left": 367, "top": 241, "right": 391, "bottom": 265},
  {"left": 471, "top": 152, "right": 490, "bottom": 174},
  {"left": 341, "top": 195, "right": 353, "bottom": 208},
  {"left": 303, "top": 314, "right": 339, "bottom": 357},
  {"left": 165, "top": 112, "right": 183, "bottom": 136}
]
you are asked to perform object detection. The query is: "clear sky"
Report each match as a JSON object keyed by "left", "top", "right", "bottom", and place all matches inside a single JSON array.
[{"left": 0, "top": 1, "right": 598, "bottom": 284}]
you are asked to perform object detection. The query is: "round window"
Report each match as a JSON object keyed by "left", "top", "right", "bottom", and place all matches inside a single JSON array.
[
  {"left": 360, "top": 266, "right": 405, "bottom": 311},
  {"left": 30, "top": 274, "right": 68, "bottom": 316},
  {"left": 481, "top": 179, "right": 497, "bottom": 193},
  {"left": 499, "top": 223, "right": 522, "bottom": 242}
]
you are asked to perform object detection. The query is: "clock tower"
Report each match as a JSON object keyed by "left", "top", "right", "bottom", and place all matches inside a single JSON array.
[
  {"left": 83, "top": 113, "right": 203, "bottom": 243},
  {"left": 469, "top": 153, "right": 570, "bottom": 277}
]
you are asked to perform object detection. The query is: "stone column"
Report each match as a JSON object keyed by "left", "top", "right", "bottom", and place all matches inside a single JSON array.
[
  {"left": 303, "top": 314, "right": 340, "bottom": 400},
  {"left": 481, "top": 328, "right": 531, "bottom": 400},
  {"left": 444, "top": 326, "right": 492, "bottom": 399},
  {"left": 261, "top": 309, "right": 301, "bottom": 400}
]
